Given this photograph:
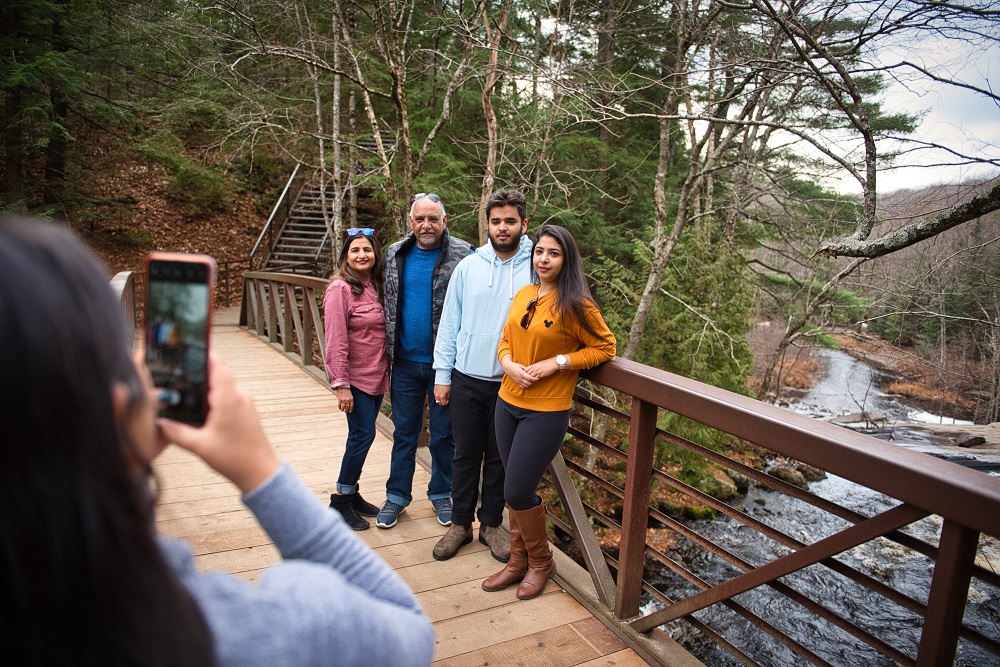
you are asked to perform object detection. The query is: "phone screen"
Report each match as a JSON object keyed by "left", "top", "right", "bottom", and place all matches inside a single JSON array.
[{"left": 145, "top": 255, "right": 214, "bottom": 425}]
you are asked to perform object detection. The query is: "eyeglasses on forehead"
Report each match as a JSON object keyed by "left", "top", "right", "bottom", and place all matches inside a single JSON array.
[
  {"left": 412, "top": 192, "right": 441, "bottom": 203},
  {"left": 520, "top": 297, "right": 538, "bottom": 329},
  {"left": 345, "top": 227, "right": 376, "bottom": 238}
]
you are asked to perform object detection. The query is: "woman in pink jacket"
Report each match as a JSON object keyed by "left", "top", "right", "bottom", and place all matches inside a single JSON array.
[{"left": 324, "top": 228, "right": 391, "bottom": 530}]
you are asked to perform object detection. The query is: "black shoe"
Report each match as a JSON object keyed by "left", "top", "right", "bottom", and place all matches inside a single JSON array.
[
  {"left": 330, "top": 494, "right": 370, "bottom": 530},
  {"left": 352, "top": 487, "right": 380, "bottom": 517}
]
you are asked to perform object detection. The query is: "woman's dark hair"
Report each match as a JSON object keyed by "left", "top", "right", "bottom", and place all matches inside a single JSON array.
[
  {"left": 0, "top": 218, "right": 215, "bottom": 666},
  {"left": 533, "top": 224, "right": 604, "bottom": 338},
  {"left": 486, "top": 189, "right": 527, "bottom": 222},
  {"left": 332, "top": 233, "right": 385, "bottom": 301}
]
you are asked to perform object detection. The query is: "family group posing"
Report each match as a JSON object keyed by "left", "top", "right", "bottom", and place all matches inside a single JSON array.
[
  {"left": 323, "top": 189, "right": 617, "bottom": 600},
  {"left": 1, "top": 188, "right": 614, "bottom": 666}
]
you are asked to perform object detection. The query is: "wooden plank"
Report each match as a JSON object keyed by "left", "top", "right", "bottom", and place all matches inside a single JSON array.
[
  {"left": 431, "top": 592, "right": 593, "bottom": 661},
  {"left": 415, "top": 577, "right": 556, "bottom": 624},
  {"left": 374, "top": 536, "right": 490, "bottom": 570},
  {"left": 434, "top": 622, "right": 608, "bottom": 666},
  {"left": 575, "top": 649, "right": 653, "bottom": 666}
]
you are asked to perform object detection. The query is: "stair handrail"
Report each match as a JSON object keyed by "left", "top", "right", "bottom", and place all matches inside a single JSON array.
[{"left": 251, "top": 162, "right": 303, "bottom": 264}]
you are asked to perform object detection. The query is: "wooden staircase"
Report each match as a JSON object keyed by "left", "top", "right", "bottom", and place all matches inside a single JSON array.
[
  {"left": 264, "top": 185, "right": 334, "bottom": 275},
  {"left": 255, "top": 144, "right": 395, "bottom": 277}
]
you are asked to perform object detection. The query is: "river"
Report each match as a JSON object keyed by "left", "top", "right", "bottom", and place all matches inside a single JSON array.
[{"left": 653, "top": 349, "right": 1000, "bottom": 666}]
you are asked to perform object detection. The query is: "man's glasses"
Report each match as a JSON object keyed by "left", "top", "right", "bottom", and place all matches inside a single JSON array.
[
  {"left": 345, "top": 227, "right": 375, "bottom": 239},
  {"left": 412, "top": 193, "right": 441, "bottom": 203},
  {"left": 520, "top": 298, "right": 538, "bottom": 329}
]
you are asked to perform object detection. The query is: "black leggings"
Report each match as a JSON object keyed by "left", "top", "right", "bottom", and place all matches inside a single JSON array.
[{"left": 494, "top": 398, "right": 570, "bottom": 511}]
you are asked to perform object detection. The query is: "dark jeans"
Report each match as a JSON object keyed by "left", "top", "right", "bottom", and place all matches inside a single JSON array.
[
  {"left": 336, "top": 386, "right": 384, "bottom": 495},
  {"left": 449, "top": 370, "right": 505, "bottom": 527},
  {"left": 494, "top": 397, "right": 570, "bottom": 511},
  {"left": 386, "top": 357, "right": 455, "bottom": 507}
]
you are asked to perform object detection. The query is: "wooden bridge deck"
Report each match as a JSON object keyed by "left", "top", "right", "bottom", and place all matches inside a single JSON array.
[{"left": 154, "top": 309, "right": 650, "bottom": 666}]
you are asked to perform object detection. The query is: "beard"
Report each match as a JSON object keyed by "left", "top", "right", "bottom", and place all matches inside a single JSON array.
[{"left": 490, "top": 228, "right": 522, "bottom": 255}]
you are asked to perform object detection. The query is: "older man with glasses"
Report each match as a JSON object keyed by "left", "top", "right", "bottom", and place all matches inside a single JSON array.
[{"left": 377, "top": 193, "right": 474, "bottom": 529}]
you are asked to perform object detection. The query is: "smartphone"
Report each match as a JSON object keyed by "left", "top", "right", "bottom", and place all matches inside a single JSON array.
[{"left": 144, "top": 252, "right": 216, "bottom": 425}]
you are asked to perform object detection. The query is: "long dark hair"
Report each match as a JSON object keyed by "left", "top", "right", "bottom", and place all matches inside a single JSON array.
[
  {"left": 534, "top": 224, "right": 605, "bottom": 339},
  {"left": 0, "top": 219, "right": 215, "bottom": 666},
  {"left": 332, "top": 233, "right": 385, "bottom": 300}
]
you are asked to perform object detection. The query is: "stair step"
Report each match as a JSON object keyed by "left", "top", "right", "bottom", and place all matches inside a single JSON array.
[{"left": 282, "top": 227, "right": 327, "bottom": 236}]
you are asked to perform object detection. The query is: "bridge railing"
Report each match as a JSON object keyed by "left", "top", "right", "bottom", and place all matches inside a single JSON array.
[
  {"left": 239, "top": 271, "right": 329, "bottom": 383},
  {"left": 239, "top": 271, "right": 1000, "bottom": 667},
  {"left": 111, "top": 270, "right": 138, "bottom": 348}
]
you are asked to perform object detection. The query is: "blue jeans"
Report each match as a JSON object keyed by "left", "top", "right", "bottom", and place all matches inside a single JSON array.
[
  {"left": 386, "top": 356, "right": 455, "bottom": 507},
  {"left": 336, "top": 386, "right": 384, "bottom": 495}
]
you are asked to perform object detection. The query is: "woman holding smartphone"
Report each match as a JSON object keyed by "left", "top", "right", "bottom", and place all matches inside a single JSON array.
[
  {"left": 484, "top": 224, "right": 617, "bottom": 600},
  {"left": 0, "top": 218, "right": 434, "bottom": 666},
  {"left": 323, "top": 227, "right": 390, "bottom": 530}
]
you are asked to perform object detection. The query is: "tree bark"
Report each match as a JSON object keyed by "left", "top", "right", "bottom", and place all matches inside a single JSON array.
[{"left": 817, "top": 182, "right": 1000, "bottom": 258}]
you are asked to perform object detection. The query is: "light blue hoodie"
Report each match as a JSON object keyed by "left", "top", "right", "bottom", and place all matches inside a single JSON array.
[{"left": 433, "top": 235, "right": 533, "bottom": 384}]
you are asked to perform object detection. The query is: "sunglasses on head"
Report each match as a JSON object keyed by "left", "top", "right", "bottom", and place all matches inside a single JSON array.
[
  {"left": 520, "top": 298, "right": 538, "bottom": 329},
  {"left": 345, "top": 227, "right": 375, "bottom": 239},
  {"left": 412, "top": 192, "right": 441, "bottom": 203}
]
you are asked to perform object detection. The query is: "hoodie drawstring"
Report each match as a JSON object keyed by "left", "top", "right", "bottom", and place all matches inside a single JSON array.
[{"left": 508, "top": 256, "right": 514, "bottom": 298}]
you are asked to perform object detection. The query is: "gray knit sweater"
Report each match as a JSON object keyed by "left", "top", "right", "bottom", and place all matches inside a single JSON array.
[{"left": 158, "top": 464, "right": 434, "bottom": 667}]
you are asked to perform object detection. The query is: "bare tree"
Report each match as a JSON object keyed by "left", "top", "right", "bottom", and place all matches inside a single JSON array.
[{"left": 477, "top": 0, "right": 514, "bottom": 245}]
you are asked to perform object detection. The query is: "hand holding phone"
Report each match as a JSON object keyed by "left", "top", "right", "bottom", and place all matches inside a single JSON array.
[{"left": 144, "top": 252, "right": 216, "bottom": 425}]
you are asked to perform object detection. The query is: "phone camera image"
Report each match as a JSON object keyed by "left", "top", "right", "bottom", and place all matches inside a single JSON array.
[{"left": 145, "top": 254, "right": 215, "bottom": 425}]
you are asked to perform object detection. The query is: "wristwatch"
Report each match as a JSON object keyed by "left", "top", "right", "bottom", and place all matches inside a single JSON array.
[{"left": 556, "top": 354, "right": 568, "bottom": 371}]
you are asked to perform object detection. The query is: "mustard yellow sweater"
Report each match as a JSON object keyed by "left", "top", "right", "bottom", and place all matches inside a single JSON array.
[{"left": 497, "top": 285, "right": 617, "bottom": 412}]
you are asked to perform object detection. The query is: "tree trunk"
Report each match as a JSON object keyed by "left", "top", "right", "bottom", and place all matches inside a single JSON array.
[
  {"left": 331, "top": 9, "right": 344, "bottom": 261},
  {"left": 477, "top": 0, "right": 512, "bottom": 246}
]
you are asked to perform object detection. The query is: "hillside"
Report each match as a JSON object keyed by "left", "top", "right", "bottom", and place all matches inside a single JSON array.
[{"left": 74, "top": 157, "right": 267, "bottom": 276}]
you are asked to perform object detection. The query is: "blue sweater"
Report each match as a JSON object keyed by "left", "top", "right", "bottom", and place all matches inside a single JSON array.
[
  {"left": 158, "top": 465, "right": 434, "bottom": 667},
  {"left": 433, "top": 236, "right": 533, "bottom": 384},
  {"left": 397, "top": 246, "right": 438, "bottom": 362}
]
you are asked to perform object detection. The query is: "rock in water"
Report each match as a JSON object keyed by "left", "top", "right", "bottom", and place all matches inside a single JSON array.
[{"left": 955, "top": 435, "right": 986, "bottom": 448}]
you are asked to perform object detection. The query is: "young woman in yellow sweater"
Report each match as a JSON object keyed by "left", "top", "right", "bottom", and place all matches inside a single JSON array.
[{"left": 483, "top": 224, "right": 616, "bottom": 600}]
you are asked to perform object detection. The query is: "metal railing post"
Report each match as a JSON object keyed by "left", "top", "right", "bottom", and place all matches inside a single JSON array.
[
  {"left": 615, "top": 397, "right": 658, "bottom": 619},
  {"left": 916, "top": 520, "right": 979, "bottom": 665}
]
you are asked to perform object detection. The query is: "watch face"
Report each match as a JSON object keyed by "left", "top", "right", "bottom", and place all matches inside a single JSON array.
[{"left": 557, "top": 355, "right": 566, "bottom": 365}]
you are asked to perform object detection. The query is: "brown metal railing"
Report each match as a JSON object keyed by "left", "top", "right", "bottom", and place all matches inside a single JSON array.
[{"left": 239, "top": 272, "right": 1000, "bottom": 667}]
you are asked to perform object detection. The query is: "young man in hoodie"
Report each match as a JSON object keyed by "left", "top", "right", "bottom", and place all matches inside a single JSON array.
[{"left": 431, "top": 189, "right": 533, "bottom": 561}]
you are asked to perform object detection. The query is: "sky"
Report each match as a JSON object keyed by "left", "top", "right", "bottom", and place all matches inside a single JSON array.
[{"left": 833, "top": 31, "right": 1000, "bottom": 195}]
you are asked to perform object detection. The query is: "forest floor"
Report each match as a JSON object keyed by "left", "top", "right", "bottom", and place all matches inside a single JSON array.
[{"left": 75, "top": 159, "right": 264, "bottom": 277}]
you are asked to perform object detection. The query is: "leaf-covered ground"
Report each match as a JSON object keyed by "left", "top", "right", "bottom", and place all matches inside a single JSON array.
[{"left": 75, "top": 159, "right": 265, "bottom": 277}]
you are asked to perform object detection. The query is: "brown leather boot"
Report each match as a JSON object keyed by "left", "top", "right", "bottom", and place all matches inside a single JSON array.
[
  {"left": 482, "top": 511, "right": 525, "bottom": 591},
  {"left": 515, "top": 503, "right": 555, "bottom": 600}
]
